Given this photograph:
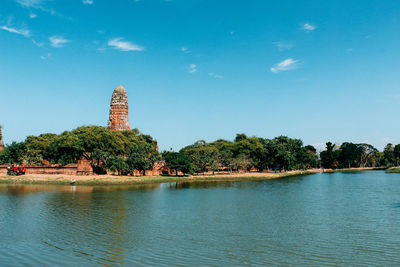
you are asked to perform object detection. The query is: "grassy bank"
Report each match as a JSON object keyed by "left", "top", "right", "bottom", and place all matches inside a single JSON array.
[
  {"left": 0, "top": 170, "right": 317, "bottom": 186},
  {"left": 0, "top": 167, "right": 388, "bottom": 186},
  {"left": 322, "top": 167, "right": 387, "bottom": 172},
  {"left": 386, "top": 167, "right": 400, "bottom": 173}
]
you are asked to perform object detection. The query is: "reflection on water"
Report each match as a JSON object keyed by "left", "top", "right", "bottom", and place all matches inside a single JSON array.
[
  {"left": 0, "top": 183, "right": 161, "bottom": 195},
  {"left": 1, "top": 171, "right": 400, "bottom": 266}
]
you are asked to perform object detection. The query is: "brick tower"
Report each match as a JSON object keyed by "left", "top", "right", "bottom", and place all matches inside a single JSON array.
[
  {"left": 108, "top": 85, "right": 130, "bottom": 131},
  {"left": 0, "top": 126, "right": 4, "bottom": 152}
]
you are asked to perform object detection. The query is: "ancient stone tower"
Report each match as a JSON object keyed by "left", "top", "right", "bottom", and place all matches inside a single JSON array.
[
  {"left": 108, "top": 85, "right": 130, "bottom": 131},
  {"left": 0, "top": 126, "right": 4, "bottom": 152}
]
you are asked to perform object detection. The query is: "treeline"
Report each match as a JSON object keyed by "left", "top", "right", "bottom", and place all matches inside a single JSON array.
[
  {"left": 164, "top": 136, "right": 400, "bottom": 175},
  {"left": 320, "top": 142, "right": 400, "bottom": 169},
  {"left": 163, "top": 134, "right": 318, "bottom": 175},
  {"left": 0, "top": 126, "right": 159, "bottom": 175},
  {"left": 0, "top": 126, "right": 399, "bottom": 175}
]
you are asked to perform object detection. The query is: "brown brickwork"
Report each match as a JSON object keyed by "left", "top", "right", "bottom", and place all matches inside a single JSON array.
[
  {"left": 108, "top": 85, "right": 130, "bottom": 131},
  {"left": 0, "top": 126, "right": 4, "bottom": 152}
]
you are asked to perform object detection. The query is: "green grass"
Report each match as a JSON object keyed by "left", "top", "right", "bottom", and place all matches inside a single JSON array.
[{"left": 386, "top": 167, "right": 400, "bottom": 173}]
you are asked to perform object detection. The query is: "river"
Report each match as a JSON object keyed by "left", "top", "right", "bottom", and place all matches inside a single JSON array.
[{"left": 0, "top": 171, "right": 400, "bottom": 266}]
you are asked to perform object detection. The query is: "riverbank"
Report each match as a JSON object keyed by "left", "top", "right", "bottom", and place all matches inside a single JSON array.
[
  {"left": 0, "top": 167, "right": 387, "bottom": 186},
  {"left": 0, "top": 171, "right": 314, "bottom": 185},
  {"left": 386, "top": 167, "right": 400, "bottom": 173}
]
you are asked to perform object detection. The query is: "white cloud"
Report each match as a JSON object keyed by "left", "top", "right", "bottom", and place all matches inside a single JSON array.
[
  {"left": 29, "top": 12, "right": 37, "bottom": 18},
  {"left": 0, "top": 26, "right": 30, "bottom": 37},
  {"left": 208, "top": 72, "right": 224, "bottom": 79},
  {"left": 16, "top": 0, "right": 71, "bottom": 20},
  {"left": 49, "top": 35, "right": 69, "bottom": 47},
  {"left": 32, "top": 39, "right": 43, "bottom": 47},
  {"left": 188, "top": 64, "right": 197, "bottom": 73},
  {"left": 181, "top": 47, "right": 189, "bottom": 53},
  {"left": 273, "top": 41, "right": 293, "bottom": 51},
  {"left": 82, "top": 0, "right": 93, "bottom": 4},
  {"left": 270, "top": 58, "right": 299, "bottom": 73},
  {"left": 108, "top": 38, "right": 144, "bottom": 51},
  {"left": 16, "top": 0, "right": 43, "bottom": 7},
  {"left": 302, "top": 23, "right": 316, "bottom": 32}
]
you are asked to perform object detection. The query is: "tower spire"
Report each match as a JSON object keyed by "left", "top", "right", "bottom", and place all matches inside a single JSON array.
[
  {"left": 0, "top": 126, "right": 4, "bottom": 152},
  {"left": 108, "top": 85, "right": 130, "bottom": 130}
]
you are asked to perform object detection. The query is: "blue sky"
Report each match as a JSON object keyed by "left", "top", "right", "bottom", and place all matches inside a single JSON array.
[{"left": 1, "top": 0, "right": 400, "bottom": 151}]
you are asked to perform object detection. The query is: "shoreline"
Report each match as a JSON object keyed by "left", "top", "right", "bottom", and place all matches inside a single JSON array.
[{"left": 0, "top": 167, "right": 386, "bottom": 186}]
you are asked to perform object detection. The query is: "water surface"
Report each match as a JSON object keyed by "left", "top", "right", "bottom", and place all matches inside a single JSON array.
[{"left": 1, "top": 171, "right": 400, "bottom": 266}]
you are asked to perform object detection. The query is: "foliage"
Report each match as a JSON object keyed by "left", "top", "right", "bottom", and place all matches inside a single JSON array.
[
  {"left": 162, "top": 151, "right": 193, "bottom": 175},
  {"left": 0, "top": 126, "right": 160, "bottom": 176},
  {"left": 177, "top": 134, "right": 318, "bottom": 173}
]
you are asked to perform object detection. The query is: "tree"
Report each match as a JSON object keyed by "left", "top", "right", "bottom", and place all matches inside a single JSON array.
[
  {"left": 25, "top": 133, "right": 57, "bottom": 165},
  {"left": 126, "top": 143, "right": 159, "bottom": 175},
  {"left": 298, "top": 145, "right": 318, "bottom": 169},
  {"left": 338, "top": 142, "right": 362, "bottom": 168},
  {"left": 106, "top": 155, "right": 129, "bottom": 175},
  {"left": 394, "top": 144, "right": 400, "bottom": 166},
  {"left": 359, "top": 144, "right": 378, "bottom": 167},
  {"left": 0, "top": 142, "right": 27, "bottom": 165},
  {"left": 384, "top": 143, "right": 395, "bottom": 166},
  {"left": 320, "top": 142, "right": 339, "bottom": 169},
  {"left": 162, "top": 151, "right": 193, "bottom": 175}
]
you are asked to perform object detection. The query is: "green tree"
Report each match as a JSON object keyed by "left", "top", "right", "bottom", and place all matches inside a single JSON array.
[
  {"left": 0, "top": 142, "right": 27, "bottom": 165},
  {"left": 338, "top": 142, "right": 362, "bottom": 168},
  {"left": 384, "top": 143, "right": 395, "bottom": 166},
  {"left": 162, "top": 151, "right": 193, "bottom": 175},
  {"left": 126, "top": 143, "right": 159, "bottom": 175},
  {"left": 106, "top": 155, "right": 129, "bottom": 175},
  {"left": 320, "top": 142, "right": 339, "bottom": 169},
  {"left": 394, "top": 144, "right": 400, "bottom": 166}
]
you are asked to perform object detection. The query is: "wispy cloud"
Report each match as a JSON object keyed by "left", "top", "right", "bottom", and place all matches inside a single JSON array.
[
  {"left": 270, "top": 58, "right": 300, "bottom": 73},
  {"left": 108, "top": 38, "right": 144, "bottom": 51},
  {"left": 32, "top": 39, "right": 43, "bottom": 47},
  {"left": 181, "top": 47, "right": 189, "bottom": 53},
  {"left": 49, "top": 35, "right": 69, "bottom": 47},
  {"left": 272, "top": 41, "right": 293, "bottom": 51},
  {"left": 16, "top": 0, "right": 43, "bottom": 8},
  {"left": 188, "top": 64, "right": 197, "bottom": 73},
  {"left": 208, "top": 72, "right": 223, "bottom": 79},
  {"left": 0, "top": 26, "right": 30, "bottom": 37},
  {"left": 40, "top": 53, "right": 51, "bottom": 60},
  {"left": 302, "top": 23, "right": 316, "bottom": 32},
  {"left": 82, "top": 0, "right": 93, "bottom": 4},
  {"left": 29, "top": 12, "right": 37, "bottom": 18},
  {"left": 16, "top": 0, "right": 71, "bottom": 20}
]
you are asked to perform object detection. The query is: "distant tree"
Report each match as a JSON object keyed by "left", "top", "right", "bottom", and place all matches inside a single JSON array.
[
  {"left": 394, "top": 144, "right": 400, "bottom": 166},
  {"left": 106, "top": 155, "right": 129, "bottom": 175},
  {"left": 232, "top": 154, "right": 253, "bottom": 171},
  {"left": 25, "top": 133, "right": 57, "bottom": 165},
  {"left": 338, "top": 142, "right": 362, "bottom": 168},
  {"left": 126, "top": 143, "right": 159, "bottom": 175},
  {"left": 359, "top": 144, "right": 378, "bottom": 167},
  {"left": 298, "top": 145, "right": 318, "bottom": 169},
  {"left": 162, "top": 151, "right": 193, "bottom": 176},
  {"left": 320, "top": 142, "right": 339, "bottom": 169},
  {"left": 234, "top": 133, "right": 248, "bottom": 142},
  {"left": 384, "top": 143, "right": 395, "bottom": 166},
  {"left": 0, "top": 142, "right": 27, "bottom": 165}
]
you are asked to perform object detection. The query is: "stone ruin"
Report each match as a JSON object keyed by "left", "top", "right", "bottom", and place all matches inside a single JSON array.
[
  {"left": 108, "top": 85, "right": 130, "bottom": 131},
  {"left": 0, "top": 126, "right": 4, "bottom": 152}
]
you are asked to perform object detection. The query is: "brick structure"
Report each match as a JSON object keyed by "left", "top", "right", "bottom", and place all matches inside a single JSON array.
[
  {"left": 108, "top": 85, "right": 130, "bottom": 131},
  {"left": 76, "top": 158, "right": 94, "bottom": 175},
  {"left": 0, "top": 126, "right": 4, "bottom": 152}
]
